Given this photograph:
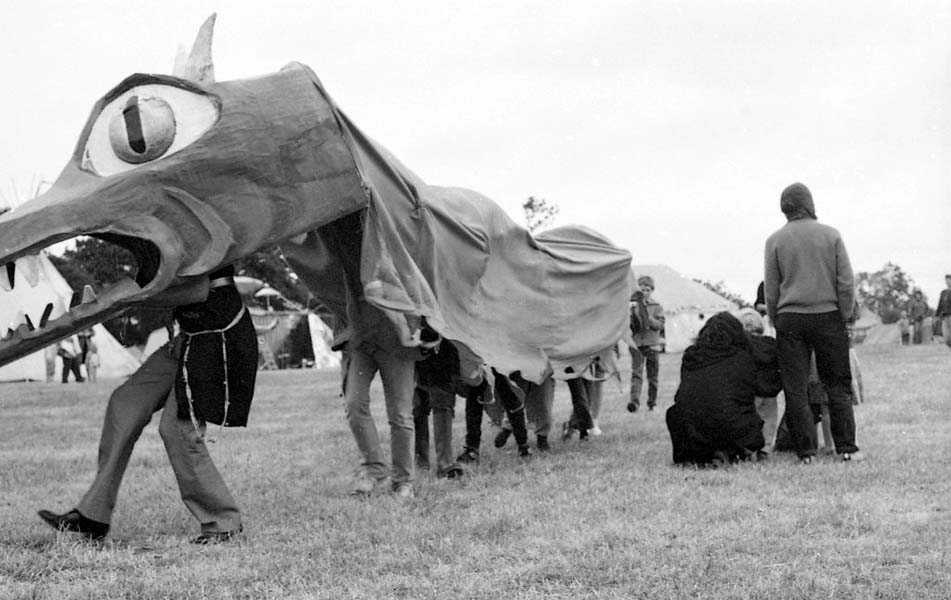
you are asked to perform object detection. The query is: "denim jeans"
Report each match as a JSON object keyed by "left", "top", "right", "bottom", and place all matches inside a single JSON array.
[
  {"left": 345, "top": 346, "right": 417, "bottom": 485},
  {"left": 775, "top": 311, "right": 858, "bottom": 457}
]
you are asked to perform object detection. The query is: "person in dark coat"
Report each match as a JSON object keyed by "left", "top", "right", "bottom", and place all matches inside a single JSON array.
[{"left": 665, "top": 312, "right": 782, "bottom": 466}]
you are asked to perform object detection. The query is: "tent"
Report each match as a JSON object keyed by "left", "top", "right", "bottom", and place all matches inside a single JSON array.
[
  {"left": 861, "top": 323, "right": 902, "bottom": 345},
  {"left": 631, "top": 264, "right": 738, "bottom": 353},
  {"left": 0, "top": 252, "right": 141, "bottom": 382},
  {"left": 850, "top": 306, "right": 883, "bottom": 344},
  {"left": 140, "top": 309, "right": 340, "bottom": 371}
]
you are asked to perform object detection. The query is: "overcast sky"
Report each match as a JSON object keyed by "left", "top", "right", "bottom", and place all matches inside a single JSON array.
[{"left": 1, "top": 0, "right": 949, "bottom": 303}]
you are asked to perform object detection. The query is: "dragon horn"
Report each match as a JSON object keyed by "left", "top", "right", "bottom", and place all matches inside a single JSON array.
[{"left": 172, "top": 13, "right": 216, "bottom": 84}]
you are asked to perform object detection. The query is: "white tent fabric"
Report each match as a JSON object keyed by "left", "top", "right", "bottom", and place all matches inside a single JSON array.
[
  {"left": 0, "top": 253, "right": 141, "bottom": 382},
  {"left": 631, "top": 264, "right": 738, "bottom": 353},
  {"left": 140, "top": 312, "right": 339, "bottom": 370},
  {"left": 140, "top": 327, "right": 171, "bottom": 362},
  {"left": 307, "top": 313, "right": 341, "bottom": 369}
]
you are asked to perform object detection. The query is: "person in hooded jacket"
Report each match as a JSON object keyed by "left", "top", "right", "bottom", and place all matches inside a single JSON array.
[
  {"left": 665, "top": 312, "right": 782, "bottom": 465},
  {"left": 764, "top": 182, "right": 861, "bottom": 464}
]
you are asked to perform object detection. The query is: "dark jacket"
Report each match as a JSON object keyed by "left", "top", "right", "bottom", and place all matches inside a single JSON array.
[{"left": 665, "top": 313, "right": 781, "bottom": 464}]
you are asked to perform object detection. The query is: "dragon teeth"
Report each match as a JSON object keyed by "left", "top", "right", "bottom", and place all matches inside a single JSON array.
[
  {"left": 39, "top": 303, "right": 54, "bottom": 328},
  {"left": 1, "top": 263, "right": 12, "bottom": 291}
]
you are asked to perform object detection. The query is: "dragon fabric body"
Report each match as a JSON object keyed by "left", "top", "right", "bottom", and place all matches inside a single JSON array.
[{"left": 0, "top": 16, "right": 632, "bottom": 384}]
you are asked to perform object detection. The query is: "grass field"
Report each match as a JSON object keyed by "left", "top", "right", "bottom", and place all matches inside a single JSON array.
[{"left": 1, "top": 343, "right": 950, "bottom": 599}]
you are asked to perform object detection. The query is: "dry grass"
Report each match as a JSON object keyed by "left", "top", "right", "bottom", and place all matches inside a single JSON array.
[{"left": 1, "top": 343, "right": 950, "bottom": 599}]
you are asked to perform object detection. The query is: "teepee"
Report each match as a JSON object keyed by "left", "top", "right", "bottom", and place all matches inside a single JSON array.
[
  {"left": 0, "top": 252, "right": 141, "bottom": 382},
  {"left": 631, "top": 265, "right": 739, "bottom": 353}
]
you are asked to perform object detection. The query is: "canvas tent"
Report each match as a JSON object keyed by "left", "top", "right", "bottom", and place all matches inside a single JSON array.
[
  {"left": 0, "top": 252, "right": 141, "bottom": 382},
  {"left": 140, "top": 296, "right": 340, "bottom": 371},
  {"left": 631, "top": 264, "right": 738, "bottom": 353}
]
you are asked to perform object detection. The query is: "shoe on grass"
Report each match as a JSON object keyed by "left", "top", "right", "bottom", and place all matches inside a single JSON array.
[
  {"left": 589, "top": 425, "right": 603, "bottom": 436},
  {"left": 415, "top": 455, "right": 430, "bottom": 472},
  {"left": 191, "top": 526, "right": 243, "bottom": 545},
  {"left": 518, "top": 444, "right": 532, "bottom": 457},
  {"left": 561, "top": 421, "right": 575, "bottom": 441},
  {"left": 839, "top": 451, "right": 865, "bottom": 462},
  {"left": 626, "top": 401, "right": 639, "bottom": 413},
  {"left": 392, "top": 482, "right": 415, "bottom": 499},
  {"left": 349, "top": 469, "right": 387, "bottom": 497},
  {"left": 456, "top": 448, "right": 480, "bottom": 464},
  {"left": 493, "top": 428, "right": 512, "bottom": 448},
  {"left": 438, "top": 464, "right": 464, "bottom": 479},
  {"left": 536, "top": 435, "right": 551, "bottom": 451},
  {"left": 456, "top": 447, "right": 480, "bottom": 464},
  {"left": 799, "top": 455, "right": 814, "bottom": 465},
  {"left": 37, "top": 509, "right": 109, "bottom": 541}
]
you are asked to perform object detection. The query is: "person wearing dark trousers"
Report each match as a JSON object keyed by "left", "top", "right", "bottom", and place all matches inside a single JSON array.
[
  {"left": 37, "top": 267, "right": 257, "bottom": 543},
  {"left": 937, "top": 275, "right": 951, "bottom": 348},
  {"left": 764, "top": 182, "right": 860, "bottom": 464},
  {"left": 629, "top": 276, "right": 665, "bottom": 412},
  {"left": 456, "top": 378, "right": 494, "bottom": 463},
  {"left": 561, "top": 377, "right": 595, "bottom": 441},
  {"left": 907, "top": 289, "right": 929, "bottom": 345},
  {"left": 57, "top": 336, "right": 85, "bottom": 383},
  {"left": 413, "top": 339, "right": 469, "bottom": 479},
  {"left": 484, "top": 371, "right": 533, "bottom": 457}
]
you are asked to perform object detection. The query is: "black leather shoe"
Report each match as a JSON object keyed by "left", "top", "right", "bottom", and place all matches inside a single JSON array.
[
  {"left": 456, "top": 448, "right": 480, "bottom": 464},
  {"left": 493, "top": 428, "right": 512, "bottom": 448},
  {"left": 37, "top": 509, "right": 109, "bottom": 540},
  {"left": 191, "top": 526, "right": 243, "bottom": 545}
]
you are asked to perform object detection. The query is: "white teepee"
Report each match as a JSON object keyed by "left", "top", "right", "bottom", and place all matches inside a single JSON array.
[{"left": 0, "top": 253, "right": 141, "bottom": 382}]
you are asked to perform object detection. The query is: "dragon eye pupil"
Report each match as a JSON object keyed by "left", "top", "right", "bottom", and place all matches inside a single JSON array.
[
  {"left": 122, "top": 96, "right": 147, "bottom": 154},
  {"left": 108, "top": 94, "right": 176, "bottom": 165}
]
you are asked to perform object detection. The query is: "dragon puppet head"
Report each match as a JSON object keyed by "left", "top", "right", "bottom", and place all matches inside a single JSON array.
[{"left": 0, "top": 15, "right": 369, "bottom": 366}]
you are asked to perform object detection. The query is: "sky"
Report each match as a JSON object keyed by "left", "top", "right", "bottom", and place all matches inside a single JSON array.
[{"left": 1, "top": 0, "right": 949, "bottom": 304}]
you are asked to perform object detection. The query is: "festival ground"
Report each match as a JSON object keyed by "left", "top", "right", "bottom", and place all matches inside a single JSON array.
[{"left": 1, "top": 343, "right": 949, "bottom": 599}]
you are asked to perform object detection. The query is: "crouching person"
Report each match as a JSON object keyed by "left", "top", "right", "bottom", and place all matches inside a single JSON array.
[
  {"left": 665, "top": 312, "right": 781, "bottom": 466},
  {"left": 38, "top": 266, "right": 257, "bottom": 543}
]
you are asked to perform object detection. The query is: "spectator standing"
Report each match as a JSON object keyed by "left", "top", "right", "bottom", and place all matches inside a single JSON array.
[
  {"left": 84, "top": 340, "right": 100, "bottom": 383},
  {"left": 57, "top": 336, "right": 85, "bottom": 383},
  {"left": 935, "top": 275, "right": 951, "bottom": 348},
  {"left": 898, "top": 312, "right": 911, "bottom": 346},
  {"left": 628, "top": 276, "right": 665, "bottom": 412},
  {"left": 907, "top": 289, "right": 929, "bottom": 345},
  {"left": 764, "top": 182, "right": 861, "bottom": 463}
]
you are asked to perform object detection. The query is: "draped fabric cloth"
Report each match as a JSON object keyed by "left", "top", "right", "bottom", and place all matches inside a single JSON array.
[
  {"left": 297, "top": 66, "right": 633, "bottom": 384},
  {"left": 666, "top": 312, "right": 782, "bottom": 464}
]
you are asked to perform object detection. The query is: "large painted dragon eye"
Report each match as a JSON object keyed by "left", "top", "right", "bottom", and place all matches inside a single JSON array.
[
  {"left": 82, "top": 83, "right": 218, "bottom": 176},
  {"left": 108, "top": 95, "right": 176, "bottom": 163}
]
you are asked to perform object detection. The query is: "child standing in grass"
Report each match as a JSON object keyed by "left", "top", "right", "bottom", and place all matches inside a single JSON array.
[{"left": 629, "top": 275, "right": 665, "bottom": 412}]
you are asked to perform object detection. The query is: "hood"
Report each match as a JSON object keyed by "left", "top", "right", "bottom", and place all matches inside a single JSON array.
[{"left": 780, "top": 182, "right": 817, "bottom": 221}]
